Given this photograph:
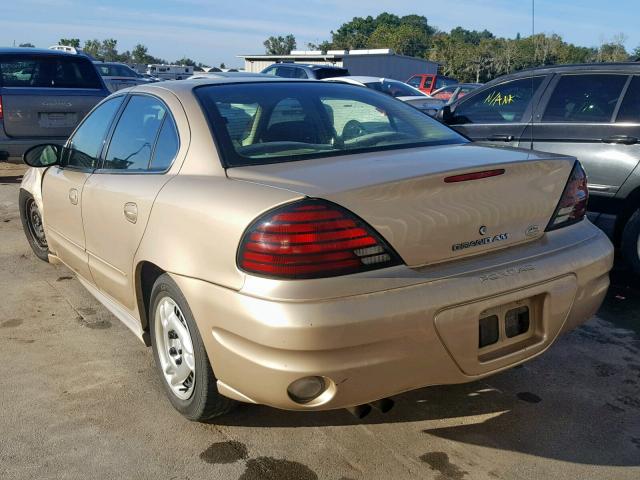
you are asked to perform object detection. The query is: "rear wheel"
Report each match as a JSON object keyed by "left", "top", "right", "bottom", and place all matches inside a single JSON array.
[
  {"left": 149, "top": 273, "right": 235, "bottom": 421},
  {"left": 621, "top": 209, "right": 640, "bottom": 276},
  {"left": 19, "top": 190, "right": 49, "bottom": 262}
]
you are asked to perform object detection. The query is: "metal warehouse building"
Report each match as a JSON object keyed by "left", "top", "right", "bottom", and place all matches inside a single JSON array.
[{"left": 238, "top": 49, "right": 438, "bottom": 81}]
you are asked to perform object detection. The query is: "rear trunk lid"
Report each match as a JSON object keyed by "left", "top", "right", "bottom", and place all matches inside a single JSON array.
[
  {"left": 228, "top": 144, "right": 575, "bottom": 267},
  {"left": 0, "top": 52, "right": 108, "bottom": 138}
]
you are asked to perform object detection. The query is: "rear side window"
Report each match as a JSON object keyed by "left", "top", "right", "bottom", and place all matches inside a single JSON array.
[
  {"left": 314, "top": 68, "right": 349, "bottom": 80},
  {"left": 542, "top": 74, "right": 628, "bottom": 123},
  {"left": 103, "top": 95, "right": 168, "bottom": 171},
  {"left": 452, "top": 77, "right": 543, "bottom": 124},
  {"left": 435, "top": 77, "right": 457, "bottom": 89},
  {"left": 64, "top": 96, "right": 124, "bottom": 169},
  {"left": 150, "top": 114, "right": 179, "bottom": 171},
  {"left": 0, "top": 55, "right": 103, "bottom": 89},
  {"left": 616, "top": 76, "right": 640, "bottom": 123}
]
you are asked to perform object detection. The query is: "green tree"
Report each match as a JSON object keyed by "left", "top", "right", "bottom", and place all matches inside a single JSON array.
[
  {"left": 132, "top": 44, "right": 151, "bottom": 64},
  {"left": 100, "top": 38, "right": 118, "bottom": 61},
  {"left": 83, "top": 39, "right": 101, "bottom": 58},
  {"left": 263, "top": 34, "right": 296, "bottom": 55},
  {"left": 59, "top": 38, "right": 80, "bottom": 48}
]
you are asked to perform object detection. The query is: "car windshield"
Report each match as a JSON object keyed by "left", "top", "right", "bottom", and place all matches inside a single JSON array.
[
  {"left": 98, "top": 64, "right": 138, "bottom": 77},
  {"left": 196, "top": 81, "right": 465, "bottom": 167},
  {"left": 364, "top": 79, "right": 425, "bottom": 98}
]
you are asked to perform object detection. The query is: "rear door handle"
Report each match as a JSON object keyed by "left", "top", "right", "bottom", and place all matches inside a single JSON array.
[
  {"left": 487, "top": 134, "right": 515, "bottom": 142},
  {"left": 602, "top": 135, "right": 638, "bottom": 145},
  {"left": 123, "top": 202, "right": 138, "bottom": 224}
]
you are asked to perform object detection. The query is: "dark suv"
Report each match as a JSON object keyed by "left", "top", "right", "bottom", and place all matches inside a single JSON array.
[
  {"left": 261, "top": 63, "right": 349, "bottom": 79},
  {"left": 0, "top": 48, "right": 109, "bottom": 163},
  {"left": 439, "top": 63, "right": 640, "bottom": 274}
]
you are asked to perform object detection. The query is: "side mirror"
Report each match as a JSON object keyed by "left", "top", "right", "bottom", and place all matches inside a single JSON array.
[
  {"left": 437, "top": 105, "right": 453, "bottom": 123},
  {"left": 23, "top": 144, "right": 61, "bottom": 168}
]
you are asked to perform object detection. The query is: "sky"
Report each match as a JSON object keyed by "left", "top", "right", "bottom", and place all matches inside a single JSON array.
[{"left": 3, "top": 0, "right": 639, "bottom": 67}]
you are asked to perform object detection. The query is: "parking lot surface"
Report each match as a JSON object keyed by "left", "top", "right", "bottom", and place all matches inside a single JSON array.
[{"left": 1, "top": 164, "right": 639, "bottom": 480}]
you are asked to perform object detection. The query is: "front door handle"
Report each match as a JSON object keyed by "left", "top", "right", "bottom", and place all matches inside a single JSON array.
[
  {"left": 68, "top": 188, "right": 78, "bottom": 205},
  {"left": 487, "top": 134, "right": 515, "bottom": 142},
  {"left": 602, "top": 135, "right": 638, "bottom": 145},
  {"left": 123, "top": 202, "right": 138, "bottom": 224}
]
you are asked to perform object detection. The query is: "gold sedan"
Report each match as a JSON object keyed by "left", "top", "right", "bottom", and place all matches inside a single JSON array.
[{"left": 20, "top": 78, "right": 613, "bottom": 421}]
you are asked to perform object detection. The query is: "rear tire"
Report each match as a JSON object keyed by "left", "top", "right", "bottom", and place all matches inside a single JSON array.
[
  {"left": 621, "top": 209, "right": 640, "bottom": 276},
  {"left": 19, "top": 189, "right": 49, "bottom": 262},
  {"left": 149, "top": 273, "right": 235, "bottom": 421}
]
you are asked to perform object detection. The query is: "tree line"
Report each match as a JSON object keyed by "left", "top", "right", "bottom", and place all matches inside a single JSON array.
[{"left": 264, "top": 13, "right": 639, "bottom": 83}]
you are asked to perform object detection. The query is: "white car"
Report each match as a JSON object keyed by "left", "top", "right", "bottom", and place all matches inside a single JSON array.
[{"left": 324, "top": 76, "right": 446, "bottom": 115}]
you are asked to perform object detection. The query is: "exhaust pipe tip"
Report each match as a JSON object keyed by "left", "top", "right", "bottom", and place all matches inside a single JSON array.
[
  {"left": 346, "top": 404, "right": 372, "bottom": 419},
  {"left": 370, "top": 398, "right": 395, "bottom": 414}
]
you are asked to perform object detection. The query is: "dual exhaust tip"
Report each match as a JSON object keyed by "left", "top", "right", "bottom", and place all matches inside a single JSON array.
[{"left": 346, "top": 398, "right": 395, "bottom": 419}]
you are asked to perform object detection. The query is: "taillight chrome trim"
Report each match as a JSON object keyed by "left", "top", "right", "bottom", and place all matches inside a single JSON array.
[{"left": 237, "top": 199, "right": 402, "bottom": 279}]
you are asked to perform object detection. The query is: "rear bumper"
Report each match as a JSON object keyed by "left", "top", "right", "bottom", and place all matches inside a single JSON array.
[{"left": 171, "top": 221, "right": 613, "bottom": 411}]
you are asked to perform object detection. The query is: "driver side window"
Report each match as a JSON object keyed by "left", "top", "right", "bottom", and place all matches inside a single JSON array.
[{"left": 63, "top": 96, "right": 124, "bottom": 169}]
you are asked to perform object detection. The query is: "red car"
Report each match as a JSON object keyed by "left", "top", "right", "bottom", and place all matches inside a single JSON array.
[{"left": 407, "top": 74, "right": 458, "bottom": 95}]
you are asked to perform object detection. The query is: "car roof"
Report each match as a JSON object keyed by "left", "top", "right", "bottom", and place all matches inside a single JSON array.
[
  {"left": 267, "top": 63, "right": 345, "bottom": 70},
  {"left": 488, "top": 62, "right": 640, "bottom": 86},
  {"left": 0, "top": 47, "right": 79, "bottom": 57}
]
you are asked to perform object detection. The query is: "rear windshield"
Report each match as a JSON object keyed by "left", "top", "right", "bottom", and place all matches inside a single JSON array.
[
  {"left": 0, "top": 54, "right": 103, "bottom": 89},
  {"left": 96, "top": 63, "right": 139, "bottom": 78},
  {"left": 314, "top": 68, "right": 349, "bottom": 80},
  {"left": 364, "top": 79, "right": 425, "bottom": 98},
  {"left": 196, "top": 81, "right": 465, "bottom": 167}
]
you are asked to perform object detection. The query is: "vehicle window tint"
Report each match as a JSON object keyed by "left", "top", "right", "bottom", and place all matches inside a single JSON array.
[
  {"left": 262, "top": 67, "right": 277, "bottom": 76},
  {"left": 616, "top": 76, "right": 640, "bottom": 123},
  {"left": 150, "top": 115, "right": 179, "bottom": 171},
  {"left": 0, "top": 55, "right": 102, "bottom": 88},
  {"left": 314, "top": 68, "right": 349, "bottom": 80},
  {"left": 98, "top": 64, "right": 138, "bottom": 78},
  {"left": 63, "top": 96, "right": 124, "bottom": 169},
  {"left": 291, "top": 68, "right": 308, "bottom": 79},
  {"left": 103, "top": 95, "right": 167, "bottom": 171},
  {"left": 543, "top": 74, "right": 627, "bottom": 123},
  {"left": 216, "top": 102, "right": 258, "bottom": 145},
  {"left": 364, "top": 80, "right": 424, "bottom": 98},
  {"left": 422, "top": 77, "right": 433, "bottom": 89},
  {"left": 407, "top": 76, "right": 422, "bottom": 88},
  {"left": 276, "top": 66, "right": 295, "bottom": 78},
  {"left": 196, "top": 82, "right": 465, "bottom": 167},
  {"left": 452, "top": 77, "right": 543, "bottom": 124}
]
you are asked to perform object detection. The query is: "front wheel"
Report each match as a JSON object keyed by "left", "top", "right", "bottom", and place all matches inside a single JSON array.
[
  {"left": 149, "top": 273, "right": 235, "bottom": 421},
  {"left": 19, "top": 190, "right": 49, "bottom": 262},
  {"left": 621, "top": 209, "right": 640, "bottom": 276}
]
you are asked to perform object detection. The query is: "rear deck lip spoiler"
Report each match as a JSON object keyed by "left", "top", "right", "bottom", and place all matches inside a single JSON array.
[{"left": 444, "top": 169, "right": 506, "bottom": 183}]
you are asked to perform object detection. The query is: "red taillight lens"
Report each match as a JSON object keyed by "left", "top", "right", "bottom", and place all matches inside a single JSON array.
[
  {"left": 0, "top": 95, "right": 3, "bottom": 120},
  {"left": 238, "top": 199, "right": 400, "bottom": 279},
  {"left": 546, "top": 161, "right": 588, "bottom": 231}
]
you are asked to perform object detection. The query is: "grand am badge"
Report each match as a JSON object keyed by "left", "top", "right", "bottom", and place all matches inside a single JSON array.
[{"left": 452, "top": 232, "right": 509, "bottom": 252}]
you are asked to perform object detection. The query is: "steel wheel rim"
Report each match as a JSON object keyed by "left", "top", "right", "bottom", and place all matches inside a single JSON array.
[
  {"left": 154, "top": 297, "right": 196, "bottom": 400},
  {"left": 26, "top": 199, "right": 47, "bottom": 249}
]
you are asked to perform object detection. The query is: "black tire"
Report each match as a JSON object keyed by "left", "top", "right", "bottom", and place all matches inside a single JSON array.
[
  {"left": 19, "top": 189, "right": 49, "bottom": 262},
  {"left": 149, "top": 273, "right": 235, "bottom": 421},
  {"left": 621, "top": 209, "right": 640, "bottom": 276}
]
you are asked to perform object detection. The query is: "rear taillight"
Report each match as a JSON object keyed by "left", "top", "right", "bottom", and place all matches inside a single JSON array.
[
  {"left": 0, "top": 95, "right": 3, "bottom": 120},
  {"left": 546, "top": 161, "right": 588, "bottom": 231},
  {"left": 238, "top": 199, "right": 400, "bottom": 279}
]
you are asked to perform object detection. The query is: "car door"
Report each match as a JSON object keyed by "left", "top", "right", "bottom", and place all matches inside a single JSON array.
[
  {"left": 81, "top": 94, "right": 181, "bottom": 310},
  {"left": 447, "top": 76, "right": 548, "bottom": 148},
  {"left": 41, "top": 95, "right": 124, "bottom": 280},
  {"left": 523, "top": 73, "right": 639, "bottom": 196}
]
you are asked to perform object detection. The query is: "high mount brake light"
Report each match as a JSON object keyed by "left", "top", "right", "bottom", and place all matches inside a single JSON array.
[
  {"left": 546, "top": 161, "right": 588, "bottom": 231},
  {"left": 238, "top": 199, "right": 400, "bottom": 279}
]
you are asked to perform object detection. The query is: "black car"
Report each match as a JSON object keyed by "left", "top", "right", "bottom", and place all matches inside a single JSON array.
[
  {"left": 439, "top": 63, "right": 640, "bottom": 274},
  {"left": 261, "top": 63, "right": 349, "bottom": 80},
  {"left": 0, "top": 48, "right": 110, "bottom": 163}
]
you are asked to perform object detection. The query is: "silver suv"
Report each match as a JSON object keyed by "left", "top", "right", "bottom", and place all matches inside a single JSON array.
[
  {"left": 439, "top": 63, "right": 640, "bottom": 274},
  {"left": 0, "top": 48, "right": 109, "bottom": 163}
]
